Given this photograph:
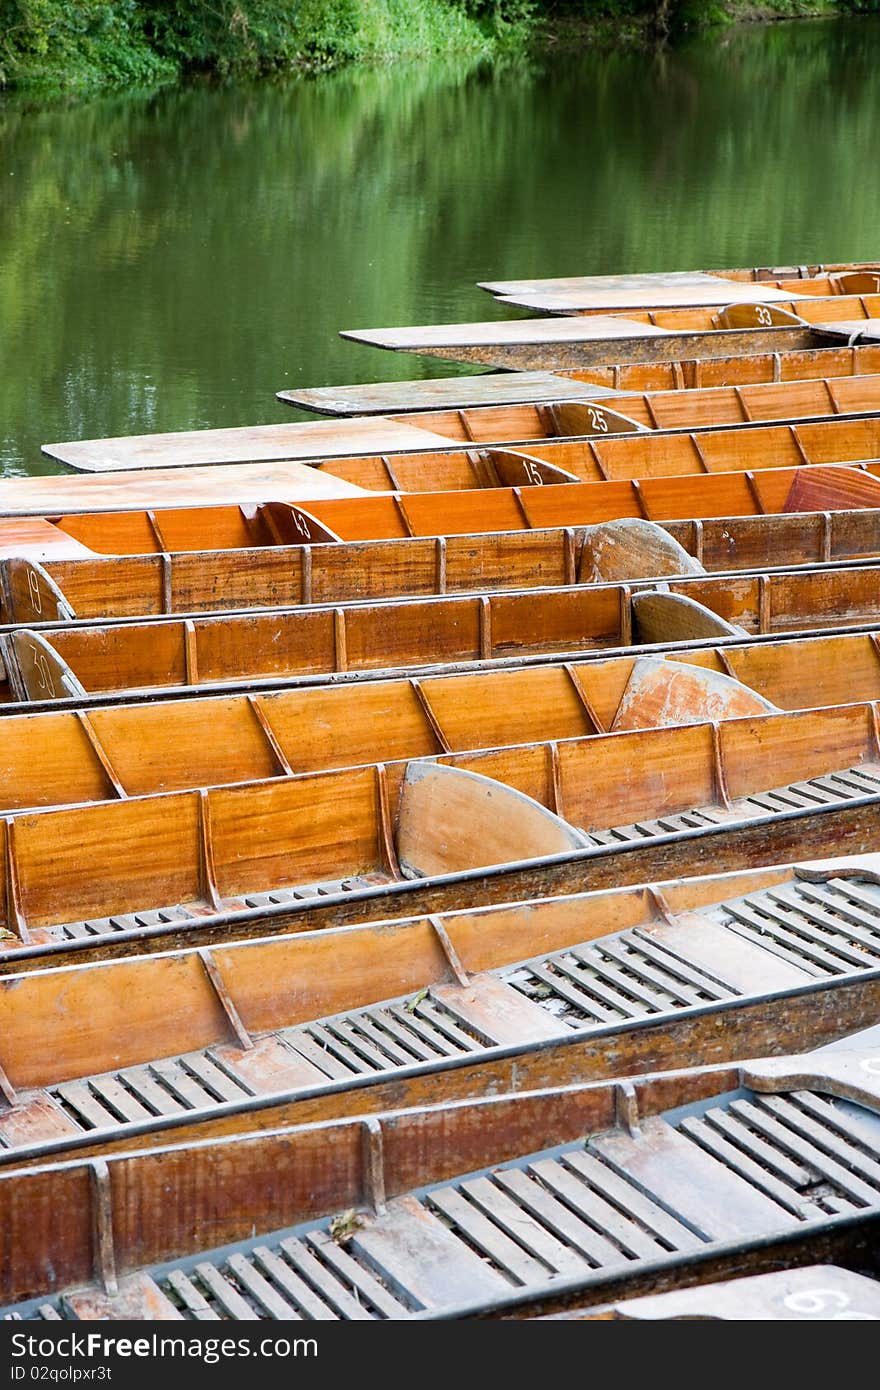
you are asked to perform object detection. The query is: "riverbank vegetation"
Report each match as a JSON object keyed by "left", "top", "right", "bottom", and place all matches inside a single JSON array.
[{"left": 1, "top": 0, "right": 877, "bottom": 94}]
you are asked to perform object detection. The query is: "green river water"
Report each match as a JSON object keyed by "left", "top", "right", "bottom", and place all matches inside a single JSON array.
[{"left": 1, "top": 15, "right": 879, "bottom": 476}]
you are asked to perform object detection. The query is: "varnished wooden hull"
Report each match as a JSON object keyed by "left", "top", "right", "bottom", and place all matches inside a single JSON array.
[
  {"left": 284, "top": 343, "right": 880, "bottom": 414},
  {"left": 6, "top": 507, "right": 880, "bottom": 623},
  {"left": 2, "top": 1042, "right": 879, "bottom": 1318},
  {"left": 340, "top": 320, "right": 823, "bottom": 371},
  {"left": 281, "top": 370, "right": 880, "bottom": 443},
  {"left": 7, "top": 559, "right": 880, "bottom": 702},
  {"left": 1, "top": 852, "right": 880, "bottom": 1170},
  {"left": 0, "top": 695, "right": 878, "bottom": 968}
]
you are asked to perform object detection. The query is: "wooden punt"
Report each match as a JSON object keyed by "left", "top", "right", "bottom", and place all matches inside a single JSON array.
[
  {"left": 1, "top": 852, "right": 880, "bottom": 1166},
  {"left": 278, "top": 372, "right": 880, "bottom": 451},
  {"left": 487, "top": 291, "right": 880, "bottom": 336},
  {"left": 338, "top": 294, "right": 880, "bottom": 370},
  {"left": 339, "top": 315, "right": 828, "bottom": 372},
  {"left": 9, "top": 507, "right": 880, "bottom": 623},
  {"left": 283, "top": 371, "right": 880, "bottom": 442},
  {"left": 567, "top": 342, "right": 880, "bottom": 394},
  {"left": 289, "top": 413, "right": 880, "bottom": 495},
  {"left": 11, "top": 559, "right": 880, "bottom": 703},
  {"left": 14, "top": 464, "right": 880, "bottom": 577},
  {"left": 3, "top": 690, "right": 880, "bottom": 971},
  {"left": 544, "top": 1264, "right": 880, "bottom": 1320},
  {"left": 21, "top": 426, "right": 880, "bottom": 543},
  {"left": 50, "top": 373, "right": 880, "bottom": 476},
  {"left": 287, "top": 344, "right": 880, "bottom": 415},
  {"left": 477, "top": 262, "right": 880, "bottom": 304},
  {"left": 487, "top": 277, "right": 880, "bottom": 317},
  {"left": 1, "top": 626, "right": 880, "bottom": 795},
  {"left": 2, "top": 1038, "right": 879, "bottom": 1318}
]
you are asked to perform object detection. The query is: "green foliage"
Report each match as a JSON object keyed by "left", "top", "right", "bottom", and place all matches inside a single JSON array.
[
  {"left": 0, "top": 0, "right": 878, "bottom": 94},
  {"left": 0, "top": 1, "right": 176, "bottom": 91},
  {"left": 0, "top": 0, "right": 527, "bottom": 93}
]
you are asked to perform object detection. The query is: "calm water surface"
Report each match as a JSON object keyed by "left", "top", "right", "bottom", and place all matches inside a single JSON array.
[{"left": 1, "top": 16, "right": 879, "bottom": 476}]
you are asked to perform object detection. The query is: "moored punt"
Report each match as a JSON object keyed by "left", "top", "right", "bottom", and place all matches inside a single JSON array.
[
  {"left": 1, "top": 854, "right": 880, "bottom": 1169},
  {"left": 41, "top": 416, "right": 476, "bottom": 472},
  {"left": 9, "top": 507, "right": 880, "bottom": 621},
  {"left": 11, "top": 462, "right": 880, "bottom": 569},
  {"left": 339, "top": 315, "right": 825, "bottom": 372},
  {"left": 2, "top": 1041, "right": 880, "bottom": 1317},
  {"left": 286, "top": 343, "right": 880, "bottom": 415},
  {"left": 482, "top": 289, "right": 880, "bottom": 332},
  {"left": 3, "top": 697, "right": 880, "bottom": 968},
  {"left": 338, "top": 295, "right": 880, "bottom": 370},
  {"left": 281, "top": 370, "right": 880, "bottom": 444},
  {"left": 12, "top": 560, "right": 880, "bottom": 702},
  {"left": 541, "top": 1264, "right": 880, "bottom": 1320},
  {"left": 300, "top": 412, "right": 880, "bottom": 493},
  {"left": 477, "top": 263, "right": 880, "bottom": 305},
  {"left": 570, "top": 343, "right": 880, "bottom": 394}
]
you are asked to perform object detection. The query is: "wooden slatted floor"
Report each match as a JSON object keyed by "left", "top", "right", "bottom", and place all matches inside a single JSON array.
[
  {"left": 10, "top": 1065, "right": 880, "bottom": 1320},
  {"left": 35, "top": 760, "right": 880, "bottom": 944},
  {"left": 4, "top": 873, "right": 880, "bottom": 1155}
]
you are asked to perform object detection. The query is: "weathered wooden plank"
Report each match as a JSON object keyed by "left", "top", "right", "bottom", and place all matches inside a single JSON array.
[
  {"left": 349, "top": 1195, "right": 508, "bottom": 1309},
  {"left": 600, "top": 1264, "right": 880, "bottom": 1320},
  {"left": 87, "top": 1075, "right": 156, "bottom": 1125},
  {"left": 63, "top": 1273, "right": 183, "bottom": 1322},
  {"left": 164, "top": 1268, "right": 220, "bottom": 1320},
  {"left": 277, "top": 372, "right": 615, "bottom": 416},
  {"left": 429, "top": 973, "right": 567, "bottom": 1045},
  {"left": 276, "top": 1238, "right": 374, "bottom": 1320},
  {"left": 457, "top": 1175, "right": 586, "bottom": 1276},
  {"left": 0, "top": 1095, "right": 80, "bottom": 1147},
  {"left": 531, "top": 1157, "right": 666, "bottom": 1261},
  {"left": 250, "top": 1246, "right": 338, "bottom": 1320},
  {"left": 339, "top": 319, "right": 819, "bottom": 370},
  {"left": 427, "top": 1185, "right": 550, "bottom": 1284},
  {"left": 305, "top": 1230, "right": 411, "bottom": 1318},
  {"left": 677, "top": 1115, "right": 822, "bottom": 1217},
  {"left": 177, "top": 1053, "right": 247, "bottom": 1105},
  {"left": 193, "top": 1263, "right": 259, "bottom": 1320},
  {"left": 492, "top": 1167, "right": 627, "bottom": 1265},
  {"left": 643, "top": 915, "right": 813, "bottom": 992},
  {"left": 42, "top": 418, "right": 458, "bottom": 473},
  {"left": 703, "top": 1107, "right": 817, "bottom": 1186},
  {"left": 224, "top": 1253, "right": 301, "bottom": 1319},
  {"left": 815, "top": 320, "right": 880, "bottom": 344},
  {"left": 0, "top": 462, "right": 365, "bottom": 521},
  {"left": 490, "top": 280, "right": 800, "bottom": 314},
  {"left": 590, "top": 1117, "right": 796, "bottom": 1239},
  {"left": 213, "top": 1036, "right": 336, "bottom": 1095},
  {"left": 532, "top": 1148, "right": 705, "bottom": 1253},
  {"left": 51, "top": 1081, "right": 116, "bottom": 1131},
  {"left": 477, "top": 271, "right": 802, "bottom": 310},
  {"left": 117, "top": 1067, "right": 187, "bottom": 1117}
]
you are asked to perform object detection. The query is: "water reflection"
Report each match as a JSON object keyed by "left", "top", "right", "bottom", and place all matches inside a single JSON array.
[{"left": 0, "top": 17, "right": 878, "bottom": 474}]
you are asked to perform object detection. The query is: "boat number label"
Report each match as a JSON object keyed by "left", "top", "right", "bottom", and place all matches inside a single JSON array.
[
  {"left": 522, "top": 460, "right": 544, "bottom": 486},
  {"left": 782, "top": 1287, "right": 877, "bottom": 1319},
  {"left": 26, "top": 568, "right": 42, "bottom": 616},
  {"left": 27, "top": 643, "right": 55, "bottom": 698},
  {"left": 588, "top": 406, "right": 609, "bottom": 433},
  {"left": 754, "top": 305, "right": 774, "bottom": 327},
  {"left": 291, "top": 510, "right": 311, "bottom": 540}
]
